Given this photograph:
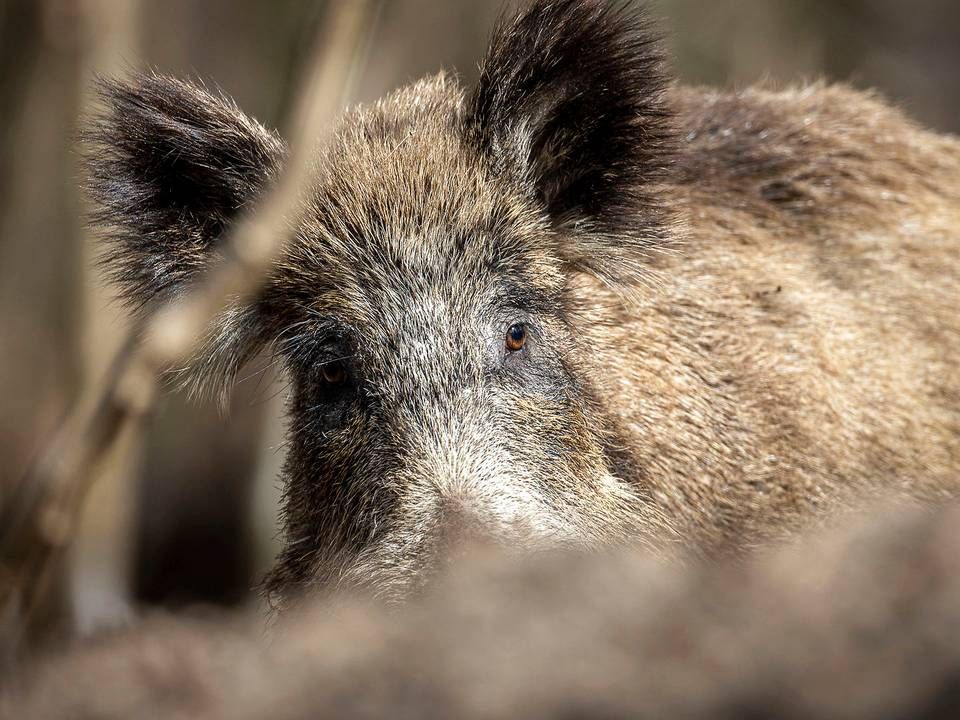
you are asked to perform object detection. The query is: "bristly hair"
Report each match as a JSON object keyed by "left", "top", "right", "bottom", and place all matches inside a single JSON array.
[
  {"left": 82, "top": 72, "right": 286, "bottom": 312},
  {"left": 82, "top": 73, "right": 287, "bottom": 404},
  {"left": 81, "top": 2, "right": 677, "bottom": 402},
  {"left": 466, "top": 0, "right": 677, "bottom": 287}
]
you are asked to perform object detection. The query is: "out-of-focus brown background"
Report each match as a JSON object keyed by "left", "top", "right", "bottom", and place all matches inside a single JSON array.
[{"left": 1, "top": 0, "right": 958, "bottom": 645}]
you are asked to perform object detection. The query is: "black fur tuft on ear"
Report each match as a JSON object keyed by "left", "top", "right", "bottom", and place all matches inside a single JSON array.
[
  {"left": 83, "top": 73, "right": 285, "bottom": 310},
  {"left": 467, "top": 0, "right": 677, "bottom": 284}
]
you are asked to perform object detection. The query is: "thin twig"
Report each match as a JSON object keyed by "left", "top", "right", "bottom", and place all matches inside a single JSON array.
[{"left": 0, "top": 0, "right": 379, "bottom": 625}]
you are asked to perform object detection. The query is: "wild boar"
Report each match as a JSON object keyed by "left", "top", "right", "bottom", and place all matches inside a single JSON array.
[{"left": 84, "top": 0, "right": 960, "bottom": 603}]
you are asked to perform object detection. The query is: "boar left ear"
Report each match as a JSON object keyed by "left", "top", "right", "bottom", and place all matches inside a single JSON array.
[
  {"left": 467, "top": 0, "right": 676, "bottom": 284},
  {"left": 83, "top": 73, "right": 287, "bottom": 401},
  {"left": 83, "top": 72, "right": 286, "bottom": 308}
]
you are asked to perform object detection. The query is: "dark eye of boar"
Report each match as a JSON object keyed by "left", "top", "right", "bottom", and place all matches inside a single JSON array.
[
  {"left": 505, "top": 324, "right": 527, "bottom": 352},
  {"left": 305, "top": 352, "right": 356, "bottom": 420},
  {"left": 320, "top": 361, "right": 349, "bottom": 385}
]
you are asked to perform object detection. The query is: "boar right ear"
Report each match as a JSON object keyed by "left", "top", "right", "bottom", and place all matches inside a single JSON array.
[
  {"left": 467, "top": 0, "right": 677, "bottom": 286},
  {"left": 83, "top": 73, "right": 287, "bottom": 400},
  {"left": 84, "top": 73, "right": 286, "bottom": 310}
]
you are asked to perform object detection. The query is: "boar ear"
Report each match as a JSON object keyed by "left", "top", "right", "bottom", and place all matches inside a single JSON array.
[
  {"left": 467, "top": 0, "right": 676, "bottom": 285},
  {"left": 84, "top": 72, "right": 286, "bottom": 308},
  {"left": 83, "top": 73, "right": 287, "bottom": 400}
]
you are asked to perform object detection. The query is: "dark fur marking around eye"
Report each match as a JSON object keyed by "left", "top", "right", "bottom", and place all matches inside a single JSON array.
[{"left": 278, "top": 315, "right": 359, "bottom": 404}]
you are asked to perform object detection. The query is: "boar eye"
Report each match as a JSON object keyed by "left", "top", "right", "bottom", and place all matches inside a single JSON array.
[
  {"left": 320, "top": 361, "right": 348, "bottom": 385},
  {"left": 505, "top": 323, "right": 527, "bottom": 352}
]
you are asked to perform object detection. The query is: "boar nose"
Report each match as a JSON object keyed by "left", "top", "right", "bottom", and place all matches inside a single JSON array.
[
  {"left": 432, "top": 483, "right": 498, "bottom": 551},
  {"left": 395, "top": 403, "right": 553, "bottom": 552},
  {"left": 410, "top": 443, "right": 509, "bottom": 551},
  {"left": 422, "top": 456, "right": 547, "bottom": 557}
]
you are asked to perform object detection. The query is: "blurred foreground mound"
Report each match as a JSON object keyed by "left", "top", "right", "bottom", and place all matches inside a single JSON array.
[{"left": 4, "top": 502, "right": 960, "bottom": 719}]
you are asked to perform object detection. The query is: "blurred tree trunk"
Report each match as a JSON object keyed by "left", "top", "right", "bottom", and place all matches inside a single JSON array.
[
  {"left": 0, "top": 0, "right": 85, "bottom": 651},
  {"left": 69, "top": 0, "right": 142, "bottom": 637}
]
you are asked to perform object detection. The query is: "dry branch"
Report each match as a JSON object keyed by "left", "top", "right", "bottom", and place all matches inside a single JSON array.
[{"left": 0, "top": 0, "right": 380, "bottom": 632}]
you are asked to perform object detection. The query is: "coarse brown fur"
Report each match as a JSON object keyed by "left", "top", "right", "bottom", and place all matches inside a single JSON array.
[{"left": 82, "top": 0, "right": 960, "bottom": 605}]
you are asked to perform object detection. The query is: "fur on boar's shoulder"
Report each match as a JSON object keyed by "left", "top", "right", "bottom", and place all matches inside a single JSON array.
[{"left": 674, "top": 83, "right": 960, "bottom": 226}]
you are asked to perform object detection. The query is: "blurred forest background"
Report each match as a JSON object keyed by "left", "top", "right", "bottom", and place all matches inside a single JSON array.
[{"left": 1, "top": 0, "right": 958, "bottom": 648}]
